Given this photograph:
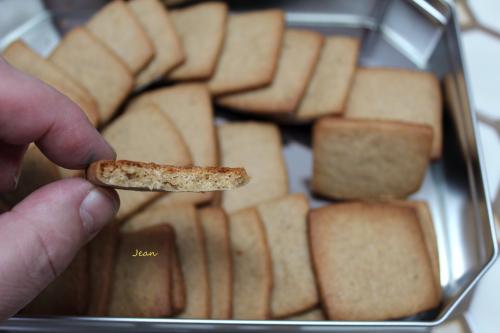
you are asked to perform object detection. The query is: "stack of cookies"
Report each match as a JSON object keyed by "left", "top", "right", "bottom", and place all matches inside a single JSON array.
[{"left": 1, "top": 0, "right": 443, "bottom": 322}]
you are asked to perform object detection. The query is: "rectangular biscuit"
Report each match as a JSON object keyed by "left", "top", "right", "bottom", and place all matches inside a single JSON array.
[
  {"left": 50, "top": 27, "right": 133, "bottom": 123},
  {"left": 87, "top": 0, "right": 154, "bottom": 74},
  {"left": 217, "top": 29, "right": 323, "bottom": 114},
  {"left": 229, "top": 208, "right": 272, "bottom": 320},
  {"left": 344, "top": 68, "right": 442, "bottom": 158},
  {"left": 21, "top": 248, "right": 88, "bottom": 315},
  {"left": 207, "top": 10, "right": 285, "bottom": 95},
  {"left": 86, "top": 160, "right": 249, "bottom": 192},
  {"left": 199, "top": 207, "right": 232, "bottom": 319},
  {"left": 127, "top": 84, "right": 218, "bottom": 203},
  {"left": 129, "top": 0, "right": 184, "bottom": 87},
  {"left": 87, "top": 223, "right": 118, "bottom": 316},
  {"left": 101, "top": 105, "right": 191, "bottom": 221},
  {"left": 109, "top": 225, "right": 174, "bottom": 317},
  {"left": 127, "top": 84, "right": 218, "bottom": 167},
  {"left": 309, "top": 202, "right": 440, "bottom": 320},
  {"left": 217, "top": 122, "right": 288, "bottom": 213},
  {"left": 121, "top": 203, "right": 210, "bottom": 318},
  {"left": 312, "top": 118, "right": 432, "bottom": 200},
  {"left": 2, "top": 40, "right": 99, "bottom": 126},
  {"left": 393, "top": 200, "right": 441, "bottom": 297},
  {"left": 296, "top": 36, "right": 360, "bottom": 119},
  {"left": 168, "top": 2, "right": 227, "bottom": 80},
  {"left": 256, "top": 194, "right": 318, "bottom": 318}
]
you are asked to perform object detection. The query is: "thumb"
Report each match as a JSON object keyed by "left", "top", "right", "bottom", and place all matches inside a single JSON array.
[{"left": 0, "top": 177, "right": 119, "bottom": 320}]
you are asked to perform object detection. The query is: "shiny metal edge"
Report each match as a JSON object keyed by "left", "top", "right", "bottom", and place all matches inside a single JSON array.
[
  {"left": 446, "top": 0, "right": 499, "bottom": 298},
  {"left": 0, "top": 10, "right": 52, "bottom": 51},
  {"left": 427, "top": 1, "right": 499, "bottom": 326},
  {"left": 4, "top": 316, "right": 438, "bottom": 329},
  {"left": 0, "top": 0, "right": 497, "bottom": 331},
  {"left": 409, "top": 0, "right": 450, "bottom": 25}
]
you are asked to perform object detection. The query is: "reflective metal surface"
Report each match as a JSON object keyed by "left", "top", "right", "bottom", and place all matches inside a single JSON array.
[{"left": 0, "top": 0, "right": 496, "bottom": 331}]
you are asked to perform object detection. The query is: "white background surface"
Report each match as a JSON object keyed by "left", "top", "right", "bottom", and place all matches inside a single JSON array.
[{"left": 458, "top": 0, "right": 500, "bottom": 332}]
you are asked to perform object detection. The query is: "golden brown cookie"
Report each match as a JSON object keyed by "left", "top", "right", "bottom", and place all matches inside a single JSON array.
[
  {"left": 109, "top": 225, "right": 174, "bottom": 317},
  {"left": 3, "top": 40, "right": 99, "bottom": 126},
  {"left": 344, "top": 68, "right": 442, "bottom": 158},
  {"left": 256, "top": 194, "right": 318, "bottom": 318},
  {"left": 101, "top": 104, "right": 191, "bottom": 221},
  {"left": 87, "top": 223, "right": 118, "bottom": 316},
  {"left": 312, "top": 118, "right": 432, "bottom": 200},
  {"left": 295, "top": 37, "right": 360, "bottom": 119},
  {"left": 86, "top": 160, "right": 248, "bottom": 192},
  {"left": 129, "top": 0, "right": 184, "bottom": 87},
  {"left": 309, "top": 202, "right": 440, "bottom": 320},
  {"left": 199, "top": 207, "right": 232, "bottom": 319},
  {"left": 87, "top": 0, "right": 154, "bottom": 74},
  {"left": 168, "top": 2, "right": 227, "bottom": 80},
  {"left": 217, "top": 122, "right": 288, "bottom": 213},
  {"left": 207, "top": 10, "right": 285, "bottom": 95},
  {"left": 50, "top": 27, "right": 133, "bottom": 123},
  {"left": 121, "top": 203, "right": 210, "bottom": 318},
  {"left": 217, "top": 29, "right": 323, "bottom": 113},
  {"left": 229, "top": 208, "right": 272, "bottom": 320}
]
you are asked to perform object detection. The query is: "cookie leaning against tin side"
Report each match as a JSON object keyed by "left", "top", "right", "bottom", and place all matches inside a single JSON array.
[
  {"left": 392, "top": 200, "right": 441, "bottom": 298},
  {"left": 344, "top": 67, "right": 442, "bottom": 158},
  {"left": 309, "top": 202, "right": 440, "bottom": 321},
  {"left": 312, "top": 118, "right": 432, "bottom": 200}
]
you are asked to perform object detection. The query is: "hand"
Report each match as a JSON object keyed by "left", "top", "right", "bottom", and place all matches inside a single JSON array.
[{"left": 0, "top": 58, "right": 119, "bottom": 320}]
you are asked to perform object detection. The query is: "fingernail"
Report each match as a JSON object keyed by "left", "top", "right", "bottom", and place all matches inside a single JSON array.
[{"left": 79, "top": 187, "right": 119, "bottom": 236}]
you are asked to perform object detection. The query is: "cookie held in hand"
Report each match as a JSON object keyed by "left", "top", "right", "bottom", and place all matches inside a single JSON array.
[{"left": 86, "top": 160, "right": 249, "bottom": 192}]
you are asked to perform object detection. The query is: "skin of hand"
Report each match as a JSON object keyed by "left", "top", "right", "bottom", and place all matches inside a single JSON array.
[{"left": 0, "top": 57, "right": 119, "bottom": 320}]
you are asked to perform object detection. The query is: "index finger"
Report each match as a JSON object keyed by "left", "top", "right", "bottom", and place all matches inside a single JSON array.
[{"left": 0, "top": 58, "right": 115, "bottom": 169}]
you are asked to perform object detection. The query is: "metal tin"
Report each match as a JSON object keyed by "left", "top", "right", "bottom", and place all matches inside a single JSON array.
[{"left": 0, "top": 0, "right": 497, "bottom": 331}]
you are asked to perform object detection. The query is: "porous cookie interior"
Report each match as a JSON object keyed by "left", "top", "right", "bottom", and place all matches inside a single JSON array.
[{"left": 99, "top": 162, "right": 247, "bottom": 192}]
